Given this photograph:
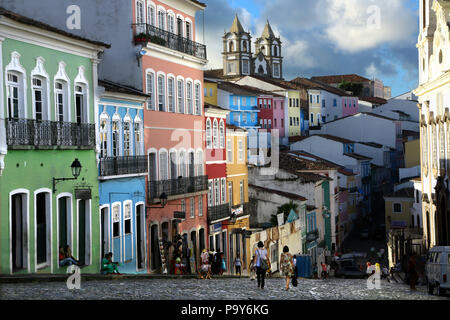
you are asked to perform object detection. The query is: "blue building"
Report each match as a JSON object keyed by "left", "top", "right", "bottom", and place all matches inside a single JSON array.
[
  {"left": 306, "top": 210, "right": 319, "bottom": 266},
  {"left": 97, "top": 80, "right": 148, "bottom": 273}
]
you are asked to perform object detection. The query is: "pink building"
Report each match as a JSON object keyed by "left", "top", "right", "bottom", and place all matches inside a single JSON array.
[
  {"left": 132, "top": 0, "right": 209, "bottom": 273},
  {"left": 342, "top": 97, "right": 359, "bottom": 117}
]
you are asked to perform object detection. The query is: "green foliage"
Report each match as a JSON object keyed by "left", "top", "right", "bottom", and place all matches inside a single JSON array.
[
  {"left": 338, "top": 81, "right": 364, "bottom": 96},
  {"left": 270, "top": 201, "right": 298, "bottom": 227}
]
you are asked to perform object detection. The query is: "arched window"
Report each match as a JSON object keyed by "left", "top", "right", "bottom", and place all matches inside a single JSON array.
[
  {"left": 439, "top": 124, "right": 445, "bottom": 170},
  {"left": 422, "top": 125, "right": 428, "bottom": 169},
  {"left": 242, "top": 41, "right": 248, "bottom": 52},
  {"left": 55, "top": 80, "right": 68, "bottom": 122},
  {"left": 274, "top": 45, "right": 278, "bottom": 57},
  {"left": 206, "top": 118, "right": 212, "bottom": 149},
  {"left": 195, "top": 83, "right": 201, "bottom": 115},
  {"left": 123, "top": 120, "right": 131, "bottom": 156},
  {"left": 146, "top": 71, "right": 155, "bottom": 110},
  {"left": 32, "top": 77, "right": 46, "bottom": 121},
  {"left": 179, "top": 150, "right": 186, "bottom": 177},
  {"left": 99, "top": 116, "right": 109, "bottom": 158},
  {"left": 213, "top": 119, "right": 219, "bottom": 149},
  {"left": 229, "top": 41, "right": 234, "bottom": 52},
  {"left": 177, "top": 79, "right": 184, "bottom": 113},
  {"left": 134, "top": 119, "right": 143, "bottom": 156},
  {"left": 7, "top": 72, "right": 22, "bottom": 119},
  {"left": 219, "top": 120, "right": 225, "bottom": 149},
  {"left": 75, "top": 84, "right": 87, "bottom": 124},
  {"left": 188, "top": 151, "right": 195, "bottom": 177},
  {"left": 159, "top": 150, "right": 168, "bottom": 180},
  {"left": 196, "top": 150, "right": 203, "bottom": 176},
  {"left": 170, "top": 151, "right": 177, "bottom": 179},
  {"left": 112, "top": 119, "right": 120, "bottom": 157},
  {"left": 186, "top": 81, "right": 193, "bottom": 114}
]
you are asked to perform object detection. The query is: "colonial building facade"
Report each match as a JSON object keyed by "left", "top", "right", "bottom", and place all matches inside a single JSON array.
[{"left": 415, "top": 0, "right": 450, "bottom": 248}]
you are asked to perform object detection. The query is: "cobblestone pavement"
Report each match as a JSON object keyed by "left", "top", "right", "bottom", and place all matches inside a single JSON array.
[{"left": 0, "top": 277, "right": 449, "bottom": 300}]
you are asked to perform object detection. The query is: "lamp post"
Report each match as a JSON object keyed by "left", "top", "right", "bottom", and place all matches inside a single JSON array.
[{"left": 52, "top": 159, "right": 82, "bottom": 193}]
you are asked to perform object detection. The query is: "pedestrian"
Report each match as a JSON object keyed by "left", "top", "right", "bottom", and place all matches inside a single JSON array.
[
  {"left": 101, "top": 253, "right": 122, "bottom": 275},
  {"left": 59, "top": 246, "right": 80, "bottom": 267},
  {"left": 253, "top": 241, "right": 269, "bottom": 289},
  {"left": 321, "top": 262, "right": 328, "bottom": 279},
  {"left": 220, "top": 253, "right": 227, "bottom": 275},
  {"left": 280, "top": 246, "right": 294, "bottom": 291},
  {"left": 408, "top": 253, "right": 418, "bottom": 291},
  {"left": 234, "top": 254, "right": 242, "bottom": 277},
  {"left": 249, "top": 256, "right": 256, "bottom": 281}
]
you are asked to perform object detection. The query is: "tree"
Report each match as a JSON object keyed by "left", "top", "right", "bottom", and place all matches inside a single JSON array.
[
  {"left": 338, "top": 81, "right": 364, "bottom": 96},
  {"left": 270, "top": 201, "right": 299, "bottom": 226}
]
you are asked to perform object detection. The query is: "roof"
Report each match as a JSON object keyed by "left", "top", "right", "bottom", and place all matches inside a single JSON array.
[
  {"left": 310, "top": 134, "right": 355, "bottom": 144},
  {"left": 357, "top": 142, "right": 383, "bottom": 149},
  {"left": 226, "top": 124, "right": 247, "bottom": 132},
  {"left": 338, "top": 168, "right": 356, "bottom": 176},
  {"left": 0, "top": 7, "right": 110, "bottom": 48},
  {"left": 249, "top": 184, "right": 307, "bottom": 201},
  {"left": 229, "top": 14, "right": 245, "bottom": 34},
  {"left": 204, "top": 69, "right": 225, "bottom": 79},
  {"left": 218, "top": 81, "right": 261, "bottom": 97},
  {"left": 99, "top": 80, "right": 149, "bottom": 98},
  {"left": 287, "top": 150, "right": 343, "bottom": 169},
  {"left": 261, "top": 20, "right": 276, "bottom": 39},
  {"left": 385, "top": 188, "right": 415, "bottom": 199},
  {"left": 311, "top": 74, "right": 371, "bottom": 84},
  {"left": 247, "top": 75, "right": 301, "bottom": 90},
  {"left": 403, "top": 130, "right": 420, "bottom": 137},
  {"left": 343, "top": 153, "right": 372, "bottom": 161},
  {"left": 289, "top": 136, "right": 307, "bottom": 143},
  {"left": 359, "top": 97, "right": 388, "bottom": 105},
  {"left": 204, "top": 103, "right": 230, "bottom": 112},
  {"left": 187, "top": 0, "right": 206, "bottom": 8},
  {"left": 291, "top": 77, "right": 353, "bottom": 97},
  {"left": 277, "top": 153, "right": 335, "bottom": 182}
]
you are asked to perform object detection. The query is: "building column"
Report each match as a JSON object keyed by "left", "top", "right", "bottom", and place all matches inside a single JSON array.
[
  {"left": 0, "top": 37, "right": 6, "bottom": 175},
  {"left": 91, "top": 57, "right": 102, "bottom": 162}
]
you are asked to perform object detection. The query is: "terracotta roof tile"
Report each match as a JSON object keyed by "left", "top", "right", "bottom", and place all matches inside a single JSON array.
[
  {"left": 249, "top": 184, "right": 307, "bottom": 201},
  {"left": 311, "top": 74, "right": 371, "bottom": 84}
]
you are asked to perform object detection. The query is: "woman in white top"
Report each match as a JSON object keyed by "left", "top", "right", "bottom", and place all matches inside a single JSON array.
[{"left": 253, "top": 241, "right": 268, "bottom": 289}]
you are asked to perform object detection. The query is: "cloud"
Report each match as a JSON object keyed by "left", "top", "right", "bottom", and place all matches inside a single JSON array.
[{"left": 197, "top": 0, "right": 419, "bottom": 95}]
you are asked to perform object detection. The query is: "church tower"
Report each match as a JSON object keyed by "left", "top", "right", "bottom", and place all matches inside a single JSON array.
[
  {"left": 222, "top": 15, "right": 253, "bottom": 78},
  {"left": 417, "top": 0, "right": 437, "bottom": 85},
  {"left": 254, "top": 20, "right": 283, "bottom": 79}
]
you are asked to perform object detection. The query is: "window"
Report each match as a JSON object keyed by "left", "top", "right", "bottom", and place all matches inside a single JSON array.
[
  {"left": 214, "top": 179, "right": 220, "bottom": 205},
  {"left": 210, "top": 88, "right": 213, "bottom": 96},
  {"left": 55, "top": 81, "right": 66, "bottom": 122},
  {"left": 177, "top": 79, "right": 184, "bottom": 113},
  {"left": 290, "top": 118, "right": 292, "bottom": 126},
  {"left": 188, "top": 151, "right": 195, "bottom": 177},
  {"left": 333, "top": 99, "right": 337, "bottom": 107},
  {"left": 113, "top": 205, "right": 120, "bottom": 237},
  {"left": 221, "top": 179, "right": 226, "bottom": 204},
  {"left": 252, "top": 113, "right": 256, "bottom": 122},
  {"left": 179, "top": 151, "right": 186, "bottom": 177},
  {"left": 75, "top": 85, "right": 86, "bottom": 124},
  {"left": 186, "top": 22, "right": 191, "bottom": 40},
  {"left": 157, "top": 75, "right": 165, "bottom": 112},
  {"left": 219, "top": 120, "right": 225, "bottom": 148},
  {"left": 195, "top": 83, "right": 201, "bottom": 115},
  {"left": 204, "top": 88, "right": 207, "bottom": 97},
  {"left": 190, "top": 197, "right": 195, "bottom": 218},
  {"left": 264, "top": 100, "right": 267, "bottom": 109},
  {"left": 158, "top": 10, "right": 165, "bottom": 30},
  {"left": 112, "top": 120, "right": 120, "bottom": 157},
  {"left": 273, "top": 63, "right": 280, "bottom": 77},
  {"left": 238, "top": 139, "right": 244, "bottom": 162},
  {"left": 310, "top": 113, "right": 314, "bottom": 125},
  {"left": 274, "top": 119, "right": 277, "bottom": 127},
  {"left": 146, "top": 72, "right": 155, "bottom": 110},
  {"left": 170, "top": 151, "right": 177, "bottom": 179},
  {"left": 186, "top": 81, "right": 193, "bottom": 114},
  {"left": 229, "top": 41, "right": 234, "bottom": 52},
  {"left": 148, "top": 5, "right": 156, "bottom": 26},
  {"left": 310, "top": 95, "right": 312, "bottom": 104},
  {"left": 136, "top": 1, "right": 144, "bottom": 24},
  {"left": 227, "top": 138, "right": 233, "bottom": 162},
  {"left": 208, "top": 181, "right": 213, "bottom": 207},
  {"left": 181, "top": 199, "right": 186, "bottom": 214},
  {"left": 134, "top": 122, "right": 142, "bottom": 155},
  {"left": 268, "top": 119, "right": 272, "bottom": 129},
  {"left": 228, "top": 182, "right": 233, "bottom": 205},
  {"left": 296, "top": 99, "right": 299, "bottom": 107},
  {"left": 196, "top": 151, "right": 203, "bottom": 176},
  {"left": 7, "top": 73, "right": 21, "bottom": 119},
  {"left": 124, "top": 203, "right": 131, "bottom": 234},
  {"left": 240, "top": 181, "right": 244, "bottom": 204},
  {"left": 168, "top": 14, "right": 175, "bottom": 33},
  {"left": 32, "top": 77, "right": 44, "bottom": 121},
  {"left": 123, "top": 121, "right": 131, "bottom": 156},
  {"left": 281, "top": 119, "right": 284, "bottom": 128},
  {"left": 243, "top": 60, "right": 249, "bottom": 74},
  {"left": 317, "top": 114, "right": 320, "bottom": 125},
  {"left": 100, "top": 119, "right": 108, "bottom": 157},
  {"left": 268, "top": 100, "right": 272, "bottom": 109},
  {"left": 393, "top": 203, "right": 402, "bottom": 213},
  {"left": 159, "top": 151, "right": 168, "bottom": 180},
  {"left": 213, "top": 119, "right": 219, "bottom": 149},
  {"left": 206, "top": 118, "right": 212, "bottom": 149},
  {"left": 198, "top": 196, "right": 203, "bottom": 216},
  {"left": 168, "top": 77, "right": 175, "bottom": 112}
]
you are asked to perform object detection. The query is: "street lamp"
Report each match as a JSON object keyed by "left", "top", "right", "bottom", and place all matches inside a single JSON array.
[
  {"left": 52, "top": 159, "right": 82, "bottom": 193},
  {"left": 147, "top": 192, "right": 168, "bottom": 209}
]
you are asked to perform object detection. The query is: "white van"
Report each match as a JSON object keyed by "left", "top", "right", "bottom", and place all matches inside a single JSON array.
[{"left": 425, "top": 246, "right": 450, "bottom": 296}]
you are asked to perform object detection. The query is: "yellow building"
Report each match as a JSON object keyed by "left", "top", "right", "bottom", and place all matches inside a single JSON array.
[
  {"left": 225, "top": 124, "right": 251, "bottom": 273},
  {"left": 308, "top": 89, "right": 322, "bottom": 127},
  {"left": 286, "top": 89, "right": 302, "bottom": 137},
  {"left": 383, "top": 188, "right": 423, "bottom": 267},
  {"left": 404, "top": 139, "right": 420, "bottom": 168},
  {"left": 204, "top": 79, "right": 218, "bottom": 105},
  {"left": 414, "top": 0, "right": 450, "bottom": 248}
]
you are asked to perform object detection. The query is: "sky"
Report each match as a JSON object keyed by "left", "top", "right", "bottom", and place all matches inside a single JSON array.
[{"left": 196, "top": 0, "right": 420, "bottom": 97}]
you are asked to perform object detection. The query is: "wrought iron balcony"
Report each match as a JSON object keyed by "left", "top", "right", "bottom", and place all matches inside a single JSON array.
[
  {"left": 208, "top": 203, "right": 231, "bottom": 222},
  {"left": 6, "top": 118, "right": 95, "bottom": 148},
  {"left": 99, "top": 156, "right": 148, "bottom": 177},
  {"left": 148, "top": 175, "right": 208, "bottom": 203},
  {"left": 306, "top": 229, "right": 319, "bottom": 242},
  {"left": 132, "top": 23, "right": 207, "bottom": 60}
]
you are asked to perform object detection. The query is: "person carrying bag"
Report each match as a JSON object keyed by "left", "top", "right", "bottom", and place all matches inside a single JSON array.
[{"left": 253, "top": 241, "right": 269, "bottom": 289}]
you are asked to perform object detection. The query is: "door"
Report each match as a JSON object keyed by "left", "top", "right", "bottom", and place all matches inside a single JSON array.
[
  {"left": 78, "top": 200, "right": 88, "bottom": 266},
  {"left": 36, "top": 193, "right": 48, "bottom": 266},
  {"left": 59, "top": 197, "right": 72, "bottom": 250},
  {"left": 100, "top": 207, "right": 109, "bottom": 259},
  {"left": 12, "top": 193, "right": 26, "bottom": 272},
  {"left": 150, "top": 224, "right": 161, "bottom": 270},
  {"left": 136, "top": 205, "right": 145, "bottom": 270}
]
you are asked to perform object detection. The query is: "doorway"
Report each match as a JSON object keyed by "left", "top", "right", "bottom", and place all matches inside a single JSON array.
[
  {"left": 78, "top": 200, "right": 91, "bottom": 266},
  {"left": 136, "top": 204, "right": 145, "bottom": 270},
  {"left": 150, "top": 224, "right": 161, "bottom": 271},
  {"left": 100, "top": 207, "right": 109, "bottom": 259},
  {"left": 36, "top": 192, "right": 50, "bottom": 268},
  {"left": 11, "top": 193, "right": 28, "bottom": 272}
]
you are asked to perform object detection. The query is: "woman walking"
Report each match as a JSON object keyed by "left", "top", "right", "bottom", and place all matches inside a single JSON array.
[
  {"left": 280, "top": 246, "right": 294, "bottom": 291},
  {"left": 253, "top": 241, "right": 269, "bottom": 289}
]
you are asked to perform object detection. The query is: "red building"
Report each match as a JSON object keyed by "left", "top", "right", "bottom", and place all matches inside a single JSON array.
[{"left": 132, "top": 0, "right": 209, "bottom": 274}]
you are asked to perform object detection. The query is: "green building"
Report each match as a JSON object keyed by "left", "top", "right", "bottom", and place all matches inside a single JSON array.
[{"left": 0, "top": 9, "right": 108, "bottom": 274}]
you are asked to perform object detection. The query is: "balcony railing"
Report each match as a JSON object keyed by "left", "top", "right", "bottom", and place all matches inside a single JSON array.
[
  {"left": 148, "top": 175, "right": 208, "bottom": 203},
  {"left": 208, "top": 203, "right": 231, "bottom": 222},
  {"left": 99, "top": 156, "right": 148, "bottom": 177},
  {"left": 132, "top": 23, "right": 207, "bottom": 60},
  {"left": 6, "top": 118, "right": 95, "bottom": 148}
]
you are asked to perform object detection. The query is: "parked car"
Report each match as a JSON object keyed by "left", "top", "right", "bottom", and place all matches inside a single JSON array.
[{"left": 425, "top": 246, "right": 450, "bottom": 296}]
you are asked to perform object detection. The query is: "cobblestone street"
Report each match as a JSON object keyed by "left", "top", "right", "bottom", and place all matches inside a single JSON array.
[{"left": 0, "top": 277, "right": 449, "bottom": 300}]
